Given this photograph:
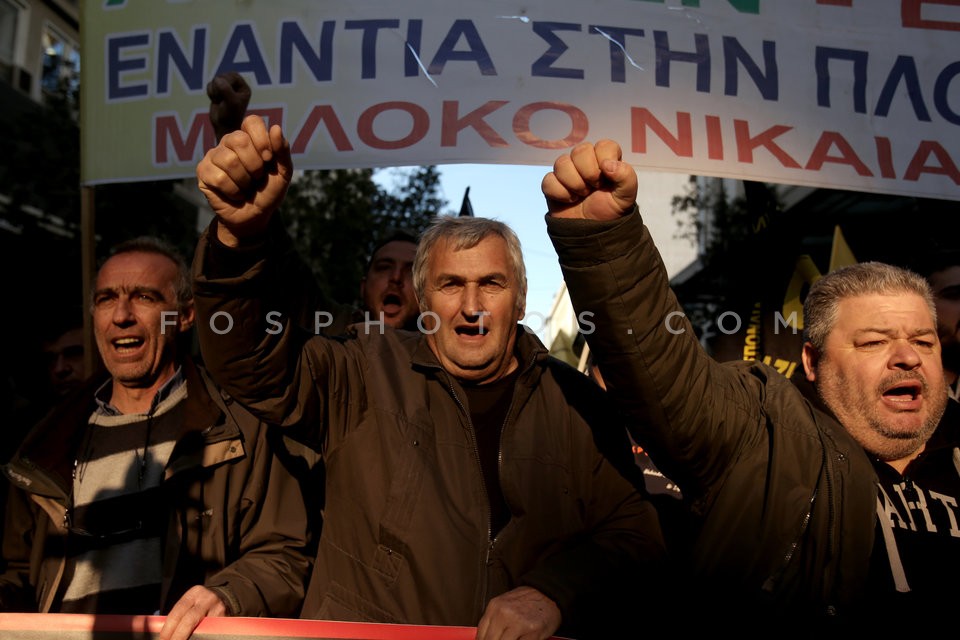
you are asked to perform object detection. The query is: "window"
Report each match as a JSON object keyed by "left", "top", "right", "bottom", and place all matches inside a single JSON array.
[
  {"left": 0, "top": 0, "right": 19, "bottom": 83},
  {"left": 41, "top": 23, "right": 79, "bottom": 102}
]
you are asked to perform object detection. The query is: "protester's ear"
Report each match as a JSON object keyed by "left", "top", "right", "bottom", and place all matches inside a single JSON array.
[
  {"left": 801, "top": 342, "right": 819, "bottom": 382},
  {"left": 179, "top": 300, "right": 196, "bottom": 332}
]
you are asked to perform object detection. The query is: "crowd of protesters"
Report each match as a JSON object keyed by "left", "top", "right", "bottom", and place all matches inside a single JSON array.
[{"left": 0, "top": 79, "right": 957, "bottom": 639}]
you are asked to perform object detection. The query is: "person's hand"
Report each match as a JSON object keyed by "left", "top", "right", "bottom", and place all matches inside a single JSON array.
[
  {"left": 159, "top": 585, "right": 228, "bottom": 640},
  {"left": 476, "top": 586, "right": 561, "bottom": 640},
  {"left": 542, "top": 139, "right": 638, "bottom": 221},
  {"left": 207, "top": 71, "right": 251, "bottom": 142},
  {"left": 197, "top": 114, "right": 292, "bottom": 247}
]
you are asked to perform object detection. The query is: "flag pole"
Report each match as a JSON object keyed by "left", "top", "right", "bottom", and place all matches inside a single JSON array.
[{"left": 81, "top": 185, "right": 96, "bottom": 377}]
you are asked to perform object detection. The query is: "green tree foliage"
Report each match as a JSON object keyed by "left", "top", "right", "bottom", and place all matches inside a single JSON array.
[
  {"left": 283, "top": 165, "right": 448, "bottom": 306},
  {"left": 669, "top": 175, "right": 788, "bottom": 350},
  {"left": 0, "top": 77, "right": 449, "bottom": 399},
  {"left": 671, "top": 176, "right": 781, "bottom": 270}
]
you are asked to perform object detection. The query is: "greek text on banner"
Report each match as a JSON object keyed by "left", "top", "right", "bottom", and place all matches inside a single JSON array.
[{"left": 80, "top": 0, "right": 960, "bottom": 201}]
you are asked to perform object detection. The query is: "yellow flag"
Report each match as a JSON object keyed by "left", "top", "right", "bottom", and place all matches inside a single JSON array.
[{"left": 829, "top": 225, "right": 858, "bottom": 272}]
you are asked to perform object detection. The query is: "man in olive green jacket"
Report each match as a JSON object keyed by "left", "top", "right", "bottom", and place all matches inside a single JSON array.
[{"left": 543, "top": 140, "right": 956, "bottom": 631}]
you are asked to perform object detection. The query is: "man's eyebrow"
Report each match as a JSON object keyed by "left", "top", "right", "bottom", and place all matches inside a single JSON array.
[
  {"left": 434, "top": 272, "right": 508, "bottom": 282},
  {"left": 854, "top": 327, "right": 937, "bottom": 337},
  {"left": 132, "top": 286, "right": 169, "bottom": 300},
  {"left": 94, "top": 285, "right": 168, "bottom": 300}
]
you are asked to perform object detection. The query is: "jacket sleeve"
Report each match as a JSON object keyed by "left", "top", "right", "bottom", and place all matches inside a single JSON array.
[
  {"left": 201, "top": 422, "right": 313, "bottom": 617},
  {"left": 546, "top": 209, "right": 767, "bottom": 509},
  {"left": 192, "top": 218, "right": 340, "bottom": 434},
  {"left": 518, "top": 439, "right": 667, "bottom": 634},
  {"left": 515, "top": 363, "right": 667, "bottom": 634},
  {"left": 0, "top": 482, "right": 40, "bottom": 612}
]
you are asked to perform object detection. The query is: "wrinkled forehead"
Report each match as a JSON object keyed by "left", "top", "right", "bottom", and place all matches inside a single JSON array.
[
  {"left": 833, "top": 292, "right": 937, "bottom": 333},
  {"left": 96, "top": 251, "right": 178, "bottom": 291},
  {"left": 429, "top": 234, "right": 513, "bottom": 273}
]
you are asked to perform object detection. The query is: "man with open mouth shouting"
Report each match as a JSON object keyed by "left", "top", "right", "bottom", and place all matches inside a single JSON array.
[
  {"left": 193, "top": 115, "right": 665, "bottom": 640},
  {"left": 543, "top": 138, "right": 959, "bottom": 632},
  {"left": 359, "top": 230, "right": 420, "bottom": 332},
  {"left": 1, "top": 238, "right": 311, "bottom": 640}
]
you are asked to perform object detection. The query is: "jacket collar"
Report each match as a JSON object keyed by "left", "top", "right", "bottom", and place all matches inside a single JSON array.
[
  {"left": 180, "top": 356, "right": 226, "bottom": 436},
  {"left": 409, "top": 324, "right": 549, "bottom": 382},
  {"left": 7, "top": 356, "right": 228, "bottom": 495},
  {"left": 923, "top": 398, "right": 960, "bottom": 453}
]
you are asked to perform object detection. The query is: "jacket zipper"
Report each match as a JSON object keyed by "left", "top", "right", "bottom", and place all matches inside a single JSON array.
[
  {"left": 763, "top": 488, "right": 817, "bottom": 594},
  {"left": 822, "top": 449, "right": 839, "bottom": 612},
  {"left": 485, "top": 350, "right": 537, "bottom": 601},
  {"left": 445, "top": 378, "right": 493, "bottom": 616},
  {"left": 811, "top": 410, "right": 839, "bottom": 611},
  {"left": 762, "top": 410, "right": 830, "bottom": 597},
  {"left": 445, "top": 350, "right": 536, "bottom": 616},
  {"left": 488, "top": 386, "right": 519, "bottom": 563}
]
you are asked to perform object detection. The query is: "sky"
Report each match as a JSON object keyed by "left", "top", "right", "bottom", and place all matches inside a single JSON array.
[
  {"left": 375, "top": 162, "right": 563, "bottom": 330},
  {"left": 379, "top": 162, "right": 699, "bottom": 335},
  {"left": 437, "top": 163, "right": 563, "bottom": 327}
]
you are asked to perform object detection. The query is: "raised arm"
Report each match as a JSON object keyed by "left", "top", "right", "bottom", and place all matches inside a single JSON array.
[
  {"left": 194, "top": 116, "right": 329, "bottom": 431},
  {"left": 541, "top": 139, "right": 637, "bottom": 221},
  {"left": 544, "top": 141, "right": 762, "bottom": 502},
  {"left": 197, "top": 114, "right": 292, "bottom": 247}
]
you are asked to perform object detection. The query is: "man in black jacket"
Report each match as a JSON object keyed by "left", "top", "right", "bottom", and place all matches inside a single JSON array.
[{"left": 542, "top": 139, "right": 959, "bottom": 630}]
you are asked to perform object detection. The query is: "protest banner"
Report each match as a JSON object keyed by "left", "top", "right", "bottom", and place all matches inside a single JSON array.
[{"left": 80, "top": 0, "right": 960, "bottom": 200}]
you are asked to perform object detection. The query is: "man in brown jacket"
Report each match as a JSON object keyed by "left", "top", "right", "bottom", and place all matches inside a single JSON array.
[
  {"left": 193, "top": 116, "right": 665, "bottom": 640},
  {"left": 0, "top": 237, "right": 312, "bottom": 640}
]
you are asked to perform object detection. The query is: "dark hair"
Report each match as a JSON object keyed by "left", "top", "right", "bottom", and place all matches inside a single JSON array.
[
  {"left": 365, "top": 229, "right": 419, "bottom": 275},
  {"left": 96, "top": 236, "right": 193, "bottom": 311}
]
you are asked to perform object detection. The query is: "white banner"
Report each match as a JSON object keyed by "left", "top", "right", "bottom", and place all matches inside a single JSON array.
[{"left": 80, "top": 0, "right": 960, "bottom": 200}]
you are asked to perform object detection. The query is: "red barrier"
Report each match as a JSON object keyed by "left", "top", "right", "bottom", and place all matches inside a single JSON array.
[{"left": 0, "top": 614, "right": 495, "bottom": 640}]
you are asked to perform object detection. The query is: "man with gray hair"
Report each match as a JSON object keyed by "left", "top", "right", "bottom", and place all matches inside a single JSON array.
[
  {"left": 543, "top": 139, "right": 959, "bottom": 630},
  {"left": 193, "top": 116, "right": 664, "bottom": 640}
]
